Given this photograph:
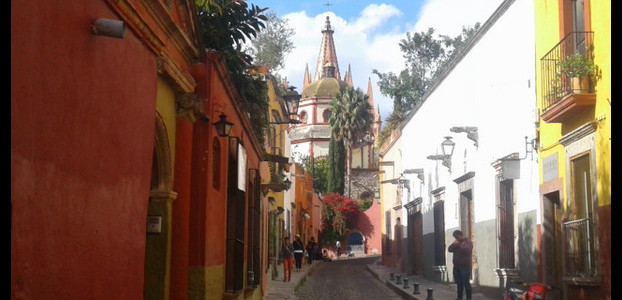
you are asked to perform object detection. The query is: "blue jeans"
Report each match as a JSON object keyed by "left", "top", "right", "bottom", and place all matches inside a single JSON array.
[{"left": 453, "top": 266, "right": 472, "bottom": 300}]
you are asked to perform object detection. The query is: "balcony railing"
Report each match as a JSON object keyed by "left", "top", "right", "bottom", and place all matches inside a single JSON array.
[
  {"left": 563, "top": 218, "right": 597, "bottom": 278},
  {"left": 540, "top": 31, "right": 594, "bottom": 113}
]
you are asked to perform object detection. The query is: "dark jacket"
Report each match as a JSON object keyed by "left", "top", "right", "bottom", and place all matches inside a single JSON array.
[
  {"left": 293, "top": 239, "right": 304, "bottom": 253},
  {"left": 448, "top": 238, "right": 473, "bottom": 268},
  {"left": 281, "top": 243, "right": 294, "bottom": 259}
]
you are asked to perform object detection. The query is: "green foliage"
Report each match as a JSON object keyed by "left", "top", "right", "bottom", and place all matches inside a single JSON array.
[
  {"left": 327, "top": 135, "right": 345, "bottom": 194},
  {"left": 330, "top": 86, "right": 373, "bottom": 196},
  {"left": 245, "top": 11, "right": 296, "bottom": 74},
  {"left": 373, "top": 23, "right": 480, "bottom": 149},
  {"left": 296, "top": 155, "right": 330, "bottom": 195},
  {"left": 196, "top": 0, "right": 270, "bottom": 144},
  {"left": 558, "top": 53, "right": 599, "bottom": 79},
  {"left": 358, "top": 199, "right": 373, "bottom": 211}
]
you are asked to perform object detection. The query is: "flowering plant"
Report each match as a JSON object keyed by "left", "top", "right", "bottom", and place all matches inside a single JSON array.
[{"left": 320, "top": 193, "right": 360, "bottom": 244}]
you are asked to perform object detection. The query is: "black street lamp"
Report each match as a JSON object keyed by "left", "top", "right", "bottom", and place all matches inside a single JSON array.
[{"left": 213, "top": 112, "right": 233, "bottom": 137}]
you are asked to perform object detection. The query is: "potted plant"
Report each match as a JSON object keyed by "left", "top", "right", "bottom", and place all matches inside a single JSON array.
[{"left": 558, "top": 52, "right": 599, "bottom": 92}]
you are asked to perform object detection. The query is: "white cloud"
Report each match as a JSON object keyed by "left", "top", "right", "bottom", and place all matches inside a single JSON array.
[
  {"left": 280, "top": 0, "right": 504, "bottom": 122},
  {"left": 350, "top": 4, "right": 402, "bottom": 33},
  {"left": 413, "top": 0, "right": 504, "bottom": 37}
]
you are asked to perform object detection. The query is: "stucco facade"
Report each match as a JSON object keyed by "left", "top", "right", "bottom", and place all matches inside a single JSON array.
[
  {"left": 380, "top": 0, "right": 543, "bottom": 297},
  {"left": 12, "top": 1, "right": 271, "bottom": 299},
  {"left": 533, "top": 0, "right": 611, "bottom": 299}
]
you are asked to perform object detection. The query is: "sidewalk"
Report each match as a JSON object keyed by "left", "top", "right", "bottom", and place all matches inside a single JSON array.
[
  {"left": 365, "top": 261, "right": 497, "bottom": 300},
  {"left": 263, "top": 259, "right": 321, "bottom": 300}
]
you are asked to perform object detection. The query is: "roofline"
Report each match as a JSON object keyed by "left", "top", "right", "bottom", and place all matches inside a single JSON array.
[{"left": 399, "top": 0, "right": 516, "bottom": 130}]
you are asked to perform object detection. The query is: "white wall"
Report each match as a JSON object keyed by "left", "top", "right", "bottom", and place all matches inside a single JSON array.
[{"left": 400, "top": 0, "right": 538, "bottom": 234}]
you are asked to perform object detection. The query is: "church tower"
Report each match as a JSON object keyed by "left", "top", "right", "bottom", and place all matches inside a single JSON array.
[{"left": 289, "top": 15, "right": 380, "bottom": 199}]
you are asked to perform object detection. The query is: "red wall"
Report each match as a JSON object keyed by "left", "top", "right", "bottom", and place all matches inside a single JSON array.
[{"left": 12, "top": 1, "right": 157, "bottom": 299}]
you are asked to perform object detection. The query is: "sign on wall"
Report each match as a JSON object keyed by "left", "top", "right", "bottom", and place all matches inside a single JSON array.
[{"left": 238, "top": 143, "right": 247, "bottom": 191}]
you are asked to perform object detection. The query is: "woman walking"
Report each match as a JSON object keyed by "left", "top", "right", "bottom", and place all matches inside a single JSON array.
[
  {"left": 281, "top": 236, "right": 294, "bottom": 282},
  {"left": 292, "top": 234, "right": 304, "bottom": 271}
]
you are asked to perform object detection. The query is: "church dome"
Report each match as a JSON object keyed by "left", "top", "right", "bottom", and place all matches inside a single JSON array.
[{"left": 301, "top": 77, "right": 348, "bottom": 98}]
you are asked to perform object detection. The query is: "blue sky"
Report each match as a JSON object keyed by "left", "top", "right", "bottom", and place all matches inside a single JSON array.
[{"left": 248, "top": 0, "right": 505, "bottom": 121}]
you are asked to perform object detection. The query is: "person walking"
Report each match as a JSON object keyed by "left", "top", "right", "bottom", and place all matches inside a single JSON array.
[
  {"left": 292, "top": 234, "right": 304, "bottom": 271},
  {"left": 306, "top": 236, "right": 317, "bottom": 265},
  {"left": 336, "top": 240, "right": 341, "bottom": 258},
  {"left": 281, "top": 236, "right": 294, "bottom": 282},
  {"left": 448, "top": 230, "right": 473, "bottom": 300}
]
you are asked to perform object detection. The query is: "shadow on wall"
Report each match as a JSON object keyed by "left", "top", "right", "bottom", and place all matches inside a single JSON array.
[
  {"left": 518, "top": 214, "right": 537, "bottom": 283},
  {"left": 357, "top": 213, "right": 375, "bottom": 237}
]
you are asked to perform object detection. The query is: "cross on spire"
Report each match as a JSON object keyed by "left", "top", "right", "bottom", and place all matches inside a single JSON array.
[{"left": 324, "top": 0, "right": 331, "bottom": 12}]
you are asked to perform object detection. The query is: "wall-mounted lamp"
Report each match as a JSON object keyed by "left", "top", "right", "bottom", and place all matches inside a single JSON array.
[
  {"left": 213, "top": 113, "right": 233, "bottom": 137},
  {"left": 441, "top": 136, "right": 455, "bottom": 157},
  {"left": 284, "top": 178, "right": 292, "bottom": 191},
  {"left": 270, "top": 86, "right": 302, "bottom": 124},
  {"left": 519, "top": 136, "right": 537, "bottom": 160},
  {"left": 91, "top": 18, "right": 126, "bottom": 39},
  {"left": 450, "top": 126, "right": 478, "bottom": 147},
  {"left": 284, "top": 86, "right": 301, "bottom": 120},
  {"left": 427, "top": 136, "right": 455, "bottom": 172}
]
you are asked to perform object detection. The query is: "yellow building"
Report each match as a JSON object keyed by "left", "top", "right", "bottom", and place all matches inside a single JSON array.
[
  {"left": 262, "top": 76, "right": 299, "bottom": 282},
  {"left": 534, "top": 0, "right": 610, "bottom": 299}
]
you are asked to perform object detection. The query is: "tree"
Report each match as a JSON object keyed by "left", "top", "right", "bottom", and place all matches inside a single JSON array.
[
  {"left": 196, "top": 0, "right": 270, "bottom": 144},
  {"left": 296, "top": 155, "right": 330, "bottom": 196},
  {"left": 329, "top": 86, "right": 374, "bottom": 197},
  {"left": 320, "top": 193, "right": 361, "bottom": 244},
  {"left": 327, "top": 134, "right": 345, "bottom": 194},
  {"left": 373, "top": 23, "right": 481, "bottom": 148},
  {"left": 245, "top": 11, "right": 296, "bottom": 75}
]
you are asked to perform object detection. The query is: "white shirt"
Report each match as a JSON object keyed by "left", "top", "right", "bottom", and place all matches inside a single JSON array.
[{"left": 336, "top": 241, "right": 341, "bottom": 247}]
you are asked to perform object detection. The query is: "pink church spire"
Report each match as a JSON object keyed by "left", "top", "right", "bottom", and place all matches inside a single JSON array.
[{"left": 314, "top": 16, "right": 341, "bottom": 81}]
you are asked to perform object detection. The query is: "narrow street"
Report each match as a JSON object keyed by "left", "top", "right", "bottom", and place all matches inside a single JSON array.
[{"left": 295, "top": 257, "right": 406, "bottom": 300}]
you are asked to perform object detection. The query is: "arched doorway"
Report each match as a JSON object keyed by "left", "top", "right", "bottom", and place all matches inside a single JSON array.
[
  {"left": 144, "top": 114, "right": 177, "bottom": 300},
  {"left": 347, "top": 231, "right": 365, "bottom": 254}
]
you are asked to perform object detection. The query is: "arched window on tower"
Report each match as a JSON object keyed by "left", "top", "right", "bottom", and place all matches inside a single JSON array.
[
  {"left": 299, "top": 110, "right": 308, "bottom": 124},
  {"left": 323, "top": 109, "right": 331, "bottom": 123}
]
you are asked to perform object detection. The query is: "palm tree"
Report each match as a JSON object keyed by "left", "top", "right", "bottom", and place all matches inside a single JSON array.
[{"left": 329, "top": 86, "right": 374, "bottom": 197}]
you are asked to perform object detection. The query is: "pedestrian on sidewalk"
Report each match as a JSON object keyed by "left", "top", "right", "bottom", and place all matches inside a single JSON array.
[
  {"left": 306, "top": 236, "right": 317, "bottom": 265},
  {"left": 281, "top": 236, "right": 294, "bottom": 282},
  {"left": 293, "top": 234, "right": 304, "bottom": 271},
  {"left": 336, "top": 240, "right": 341, "bottom": 258},
  {"left": 448, "top": 230, "right": 473, "bottom": 300}
]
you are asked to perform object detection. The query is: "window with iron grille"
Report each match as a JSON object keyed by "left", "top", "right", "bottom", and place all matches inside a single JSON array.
[
  {"left": 564, "top": 153, "right": 597, "bottom": 278},
  {"left": 497, "top": 178, "right": 515, "bottom": 269}
]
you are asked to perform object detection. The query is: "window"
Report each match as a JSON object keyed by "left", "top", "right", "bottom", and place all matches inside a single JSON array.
[
  {"left": 497, "top": 179, "right": 516, "bottom": 269},
  {"left": 299, "top": 111, "right": 308, "bottom": 124},
  {"left": 323, "top": 109, "right": 331, "bottom": 123},
  {"left": 563, "top": 153, "right": 597, "bottom": 278}
]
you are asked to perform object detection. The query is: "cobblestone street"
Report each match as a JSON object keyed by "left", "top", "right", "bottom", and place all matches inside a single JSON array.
[{"left": 294, "top": 257, "right": 405, "bottom": 299}]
